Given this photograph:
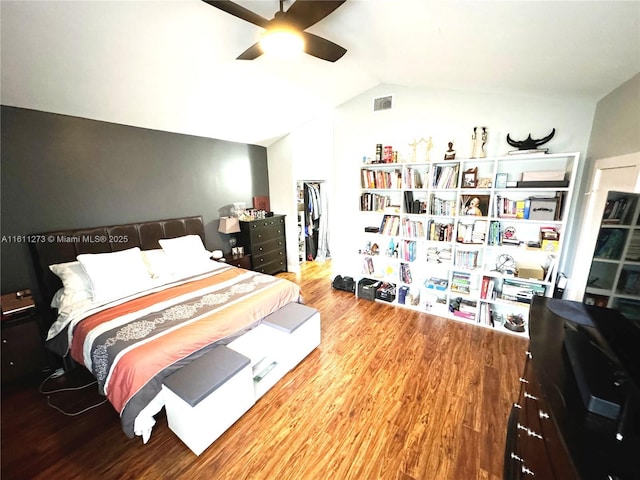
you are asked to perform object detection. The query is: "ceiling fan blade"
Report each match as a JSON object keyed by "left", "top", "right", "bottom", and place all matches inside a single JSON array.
[
  {"left": 202, "top": 0, "right": 270, "bottom": 29},
  {"left": 236, "top": 42, "right": 264, "bottom": 61},
  {"left": 285, "top": 0, "right": 347, "bottom": 30},
  {"left": 302, "top": 32, "right": 346, "bottom": 62}
]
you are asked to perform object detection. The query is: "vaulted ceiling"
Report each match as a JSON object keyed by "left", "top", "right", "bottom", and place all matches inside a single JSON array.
[{"left": 2, "top": 1, "right": 639, "bottom": 146}]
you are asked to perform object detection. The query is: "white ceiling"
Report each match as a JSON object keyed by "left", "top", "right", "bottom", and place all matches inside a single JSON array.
[{"left": 2, "top": 0, "right": 639, "bottom": 147}]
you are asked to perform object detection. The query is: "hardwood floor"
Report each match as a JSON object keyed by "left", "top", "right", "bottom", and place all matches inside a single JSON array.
[{"left": 1, "top": 260, "right": 528, "bottom": 479}]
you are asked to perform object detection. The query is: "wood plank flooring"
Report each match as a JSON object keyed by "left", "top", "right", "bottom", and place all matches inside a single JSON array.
[{"left": 1, "top": 260, "right": 528, "bottom": 479}]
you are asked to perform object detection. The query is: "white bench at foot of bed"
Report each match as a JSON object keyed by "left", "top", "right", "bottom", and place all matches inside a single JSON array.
[{"left": 162, "top": 303, "right": 321, "bottom": 455}]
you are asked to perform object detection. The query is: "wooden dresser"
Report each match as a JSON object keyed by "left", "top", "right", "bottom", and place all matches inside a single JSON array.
[
  {"left": 504, "top": 297, "right": 640, "bottom": 479},
  {"left": 236, "top": 215, "right": 287, "bottom": 275}
]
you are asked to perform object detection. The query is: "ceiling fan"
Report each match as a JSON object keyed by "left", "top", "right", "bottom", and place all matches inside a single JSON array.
[{"left": 203, "top": 0, "right": 347, "bottom": 62}]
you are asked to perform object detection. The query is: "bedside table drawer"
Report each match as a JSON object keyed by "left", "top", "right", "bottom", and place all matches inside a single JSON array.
[{"left": 2, "top": 316, "right": 47, "bottom": 383}]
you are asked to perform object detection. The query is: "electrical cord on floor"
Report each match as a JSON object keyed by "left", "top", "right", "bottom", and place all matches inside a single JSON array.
[{"left": 39, "top": 368, "right": 108, "bottom": 416}]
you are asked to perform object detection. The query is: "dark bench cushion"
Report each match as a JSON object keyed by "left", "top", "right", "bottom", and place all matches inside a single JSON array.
[
  {"left": 163, "top": 346, "right": 250, "bottom": 407},
  {"left": 262, "top": 302, "right": 318, "bottom": 334}
]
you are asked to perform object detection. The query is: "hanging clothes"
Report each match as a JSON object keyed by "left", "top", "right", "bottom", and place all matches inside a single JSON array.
[
  {"left": 315, "top": 182, "right": 330, "bottom": 261},
  {"left": 304, "top": 183, "right": 321, "bottom": 260}
]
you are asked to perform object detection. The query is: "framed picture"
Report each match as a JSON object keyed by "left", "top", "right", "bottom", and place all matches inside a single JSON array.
[
  {"left": 462, "top": 167, "right": 477, "bottom": 188},
  {"left": 461, "top": 194, "right": 490, "bottom": 216},
  {"left": 495, "top": 172, "right": 508, "bottom": 189},
  {"left": 477, "top": 177, "right": 492, "bottom": 188}
]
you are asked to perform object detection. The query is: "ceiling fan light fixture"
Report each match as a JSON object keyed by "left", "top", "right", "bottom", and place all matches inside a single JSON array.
[{"left": 260, "top": 24, "right": 304, "bottom": 58}]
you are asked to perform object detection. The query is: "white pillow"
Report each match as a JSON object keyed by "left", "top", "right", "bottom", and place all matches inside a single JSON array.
[
  {"left": 158, "top": 235, "right": 210, "bottom": 261},
  {"left": 141, "top": 249, "right": 175, "bottom": 279},
  {"left": 159, "top": 235, "right": 213, "bottom": 277},
  {"left": 77, "top": 247, "right": 154, "bottom": 303},
  {"left": 49, "top": 261, "right": 94, "bottom": 314}
]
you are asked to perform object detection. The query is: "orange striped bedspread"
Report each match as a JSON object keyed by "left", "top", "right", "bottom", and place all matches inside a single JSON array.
[{"left": 67, "top": 266, "right": 301, "bottom": 437}]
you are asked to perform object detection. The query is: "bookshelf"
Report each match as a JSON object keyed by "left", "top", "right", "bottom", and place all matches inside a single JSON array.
[
  {"left": 356, "top": 152, "right": 580, "bottom": 337},
  {"left": 584, "top": 191, "right": 640, "bottom": 321}
]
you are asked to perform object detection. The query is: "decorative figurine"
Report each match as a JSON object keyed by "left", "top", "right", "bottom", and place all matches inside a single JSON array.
[
  {"left": 409, "top": 136, "right": 434, "bottom": 162},
  {"left": 444, "top": 142, "right": 456, "bottom": 160},
  {"left": 471, "top": 126, "right": 487, "bottom": 158},
  {"left": 506, "top": 128, "right": 555, "bottom": 153},
  {"left": 422, "top": 137, "right": 433, "bottom": 162}
]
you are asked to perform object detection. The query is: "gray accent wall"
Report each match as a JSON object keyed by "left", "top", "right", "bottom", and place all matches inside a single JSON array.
[
  {"left": 1, "top": 106, "right": 270, "bottom": 293},
  {"left": 587, "top": 72, "right": 640, "bottom": 161}
]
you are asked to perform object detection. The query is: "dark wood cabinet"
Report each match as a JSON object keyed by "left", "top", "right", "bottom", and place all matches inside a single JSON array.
[
  {"left": 222, "top": 253, "right": 251, "bottom": 270},
  {"left": 2, "top": 311, "right": 48, "bottom": 383},
  {"left": 505, "top": 297, "right": 640, "bottom": 479},
  {"left": 236, "top": 215, "right": 287, "bottom": 275}
]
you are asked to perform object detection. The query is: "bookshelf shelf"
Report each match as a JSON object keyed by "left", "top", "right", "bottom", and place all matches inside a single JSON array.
[
  {"left": 584, "top": 191, "right": 640, "bottom": 320},
  {"left": 356, "top": 152, "right": 580, "bottom": 338}
]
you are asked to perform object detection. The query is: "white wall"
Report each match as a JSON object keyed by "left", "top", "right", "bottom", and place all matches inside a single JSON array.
[
  {"left": 268, "top": 113, "right": 334, "bottom": 273},
  {"left": 329, "top": 83, "right": 597, "bottom": 280}
]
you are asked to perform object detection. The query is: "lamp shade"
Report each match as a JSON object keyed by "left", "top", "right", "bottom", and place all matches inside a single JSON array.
[{"left": 218, "top": 216, "right": 241, "bottom": 234}]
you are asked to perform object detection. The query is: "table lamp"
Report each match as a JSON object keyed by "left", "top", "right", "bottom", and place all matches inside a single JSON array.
[{"left": 218, "top": 216, "right": 241, "bottom": 248}]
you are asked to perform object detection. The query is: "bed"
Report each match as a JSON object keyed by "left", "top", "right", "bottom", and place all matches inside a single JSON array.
[{"left": 29, "top": 216, "right": 303, "bottom": 442}]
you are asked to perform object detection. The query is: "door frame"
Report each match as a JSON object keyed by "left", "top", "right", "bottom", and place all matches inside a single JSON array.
[{"left": 566, "top": 152, "right": 640, "bottom": 301}]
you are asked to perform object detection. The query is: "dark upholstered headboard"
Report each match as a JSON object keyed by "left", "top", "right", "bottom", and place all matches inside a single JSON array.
[{"left": 29, "top": 215, "right": 204, "bottom": 330}]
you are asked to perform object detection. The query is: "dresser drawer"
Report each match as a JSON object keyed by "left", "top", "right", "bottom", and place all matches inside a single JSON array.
[
  {"left": 251, "top": 237, "right": 286, "bottom": 256},
  {"left": 252, "top": 256, "right": 287, "bottom": 275},
  {"left": 249, "top": 224, "right": 285, "bottom": 244}
]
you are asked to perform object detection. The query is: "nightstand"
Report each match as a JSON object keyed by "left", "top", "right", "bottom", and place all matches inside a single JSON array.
[
  {"left": 1, "top": 292, "right": 48, "bottom": 383},
  {"left": 221, "top": 253, "right": 252, "bottom": 270}
]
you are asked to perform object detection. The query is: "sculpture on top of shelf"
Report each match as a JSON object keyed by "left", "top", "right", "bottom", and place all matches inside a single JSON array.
[
  {"left": 471, "top": 126, "right": 488, "bottom": 158},
  {"left": 506, "top": 128, "right": 555, "bottom": 154},
  {"left": 444, "top": 141, "right": 456, "bottom": 160},
  {"left": 409, "top": 136, "right": 434, "bottom": 162}
]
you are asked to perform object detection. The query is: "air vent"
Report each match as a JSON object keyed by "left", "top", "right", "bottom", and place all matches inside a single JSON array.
[{"left": 373, "top": 95, "right": 393, "bottom": 111}]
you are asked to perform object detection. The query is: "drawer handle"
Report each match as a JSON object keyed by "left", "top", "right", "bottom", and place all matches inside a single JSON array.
[
  {"left": 510, "top": 453, "right": 523, "bottom": 463},
  {"left": 9, "top": 361, "right": 14, "bottom": 366},
  {"left": 260, "top": 258, "right": 264, "bottom": 262},
  {"left": 519, "top": 377, "right": 529, "bottom": 384},
  {"left": 524, "top": 392, "right": 538, "bottom": 401},
  {"left": 2, "top": 339, "right": 7, "bottom": 344},
  {"left": 518, "top": 423, "right": 542, "bottom": 439},
  {"left": 521, "top": 465, "right": 535, "bottom": 476},
  {"left": 538, "top": 410, "right": 549, "bottom": 419}
]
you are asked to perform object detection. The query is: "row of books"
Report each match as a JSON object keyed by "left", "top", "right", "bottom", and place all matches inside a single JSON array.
[
  {"left": 432, "top": 164, "right": 459, "bottom": 189},
  {"left": 360, "top": 193, "right": 393, "bottom": 212},
  {"left": 403, "top": 191, "right": 427, "bottom": 214},
  {"left": 426, "top": 246, "right": 452, "bottom": 264},
  {"left": 626, "top": 232, "right": 640, "bottom": 261},
  {"left": 480, "top": 276, "right": 497, "bottom": 300},
  {"left": 426, "top": 221, "right": 454, "bottom": 241},
  {"left": 379, "top": 215, "right": 400, "bottom": 236},
  {"left": 402, "top": 218, "right": 426, "bottom": 238},
  {"left": 425, "top": 276, "right": 448, "bottom": 291},
  {"left": 477, "top": 303, "right": 495, "bottom": 327},
  {"left": 404, "top": 167, "right": 425, "bottom": 189},
  {"left": 399, "top": 262, "right": 413, "bottom": 284},
  {"left": 493, "top": 196, "right": 533, "bottom": 218},
  {"left": 451, "top": 271, "right": 471, "bottom": 294},
  {"left": 456, "top": 220, "right": 487, "bottom": 244},
  {"left": 594, "top": 228, "right": 627, "bottom": 260},
  {"left": 602, "top": 196, "right": 637, "bottom": 224},
  {"left": 430, "top": 196, "right": 457, "bottom": 216},
  {"left": 449, "top": 296, "right": 476, "bottom": 321},
  {"left": 500, "top": 278, "right": 546, "bottom": 303},
  {"left": 455, "top": 249, "right": 479, "bottom": 269},
  {"left": 361, "top": 168, "right": 402, "bottom": 189},
  {"left": 400, "top": 240, "right": 418, "bottom": 262}
]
